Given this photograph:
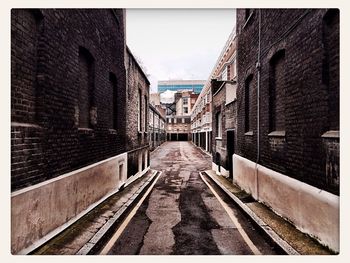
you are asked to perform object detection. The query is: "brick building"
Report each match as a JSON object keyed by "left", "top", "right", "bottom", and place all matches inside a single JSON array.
[
  {"left": 149, "top": 104, "right": 166, "bottom": 151},
  {"left": 125, "top": 47, "right": 150, "bottom": 182},
  {"left": 211, "top": 27, "right": 237, "bottom": 178},
  {"left": 166, "top": 90, "right": 198, "bottom": 141},
  {"left": 191, "top": 29, "right": 237, "bottom": 156},
  {"left": 191, "top": 83, "right": 212, "bottom": 153},
  {"left": 11, "top": 9, "right": 149, "bottom": 254},
  {"left": 235, "top": 9, "right": 339, "bottom": 251}
]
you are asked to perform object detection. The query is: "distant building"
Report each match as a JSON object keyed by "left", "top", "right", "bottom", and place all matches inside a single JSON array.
[
  {"left": 166, "top": 90, "right": 198, "bottom": 141},
  {"left": 158, "top": 79, "right": 205, "bottom": 93},
  {"left": 235, "top": 9, "right": 339, "bottom": 252},
  {"left": 149, "top": 104, "right": 166, "bottom": 151},
  {"left": 191, "top": 84, "right": 212, "bottom": 153},
  {"left": 191, "top": 28, "right": 237, "bottom": 155},
  {"left": 211, "top": 27, "right": 237, "bottom": 178}
]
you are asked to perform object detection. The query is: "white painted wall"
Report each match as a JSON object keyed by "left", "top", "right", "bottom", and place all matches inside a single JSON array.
[
  {"left": 232, "top": 154, "right": 339, "bottom": 252},
  {"left": 11, "top": 153, "right": 127, "bottom": 254}
]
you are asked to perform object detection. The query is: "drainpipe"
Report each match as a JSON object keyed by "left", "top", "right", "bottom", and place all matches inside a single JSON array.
[{"left": 255, "top": 9, "right": 262, "bottom": 200}]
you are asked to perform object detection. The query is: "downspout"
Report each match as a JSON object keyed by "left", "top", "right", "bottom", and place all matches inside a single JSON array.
[{"left": 255, "top": 9, "right": 262, "bottom": 200}]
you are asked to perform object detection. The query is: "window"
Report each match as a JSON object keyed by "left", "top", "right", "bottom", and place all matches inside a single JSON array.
[
  {"left": 182, "top": 118, "right": 185, "bottom": 124},
  {"left": 323, "top": 9, "right": 339, "bottom": 131},
  {"left": 138, "top": 88, "right": 142, "bottom": 132},
  {"left": 183, "top": 97, "right": 188, "bottom": 105},
  {"left": 245, "top": 75, "right": 253, "bottom": 132},
  {"left": 216, "top": 111, "right": 222, "bottom": 138},
  {"left": 11, "top": 9, "right": 42, "bottom": 124},
  {"left": 144, "top": 95, "right": 148, "bottom": 131},
  {"left": 269, "top": 50, "right": 286, "bottom": 132},
  {"left": 226, "top": 82, "right": 236, "bottom": 105},
  {"left": 229, "top": 58, "right": 237, "bottom": 80},
  {"left": 184, "top": 107, "right": 188, "bottom": 114},
  {"left": 78, "top": 47, "right": 94, "bottom": 128},
  {"left": 221, "top": 66, "right": 228, "bottom": 81},
  {"left": 109, "top": 73, "right": 118, "bottom": 130}
]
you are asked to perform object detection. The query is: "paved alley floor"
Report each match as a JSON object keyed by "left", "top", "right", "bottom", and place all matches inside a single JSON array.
[{"left": 102, "top": 141, "right": 280, "bottom": 255}]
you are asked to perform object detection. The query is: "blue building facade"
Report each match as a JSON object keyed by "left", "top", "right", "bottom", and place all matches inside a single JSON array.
[{"left": 158, "top": 80, "right": 205, "bottom": 94}]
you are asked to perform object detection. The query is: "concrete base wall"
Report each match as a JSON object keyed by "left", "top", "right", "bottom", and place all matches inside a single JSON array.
[
  {"left": 232, "top": 154, "right": 339, "bottom": 252},
  {"left": 11, "top": 152, "right": 128, "bottom": 254},
  {"left": 212, "top": 162, "right": 229, "bottom": 177}
]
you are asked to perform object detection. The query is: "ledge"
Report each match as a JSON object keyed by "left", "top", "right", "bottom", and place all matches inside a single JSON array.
[
  {"left": 321, "top": 130, "right": 339, "bottom": 139},
  {"left": 78, "top": 128, "right": 94, "bottom": 134},
  {"left": 268, "top": 131, "right": 285, "bottom": 137},
  {"left": 215, "top": 137, "right": 222, "bottom": 140},
  {"left": 245, "top": 131, "right": 254, "bottom": 136},
  {"left": 11, "top": 122, "right": 42, "bottom": 129},
  {"left": 108, "top": 129, "right": 117, "bottom": 135},
  {"left": 225, "top": 98, "right": 237, "bottom": 106}
]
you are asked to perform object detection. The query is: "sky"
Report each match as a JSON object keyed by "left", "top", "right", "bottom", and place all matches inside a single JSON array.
[{"left": 126, "top": 9, "right": 236, "bottom": 93}]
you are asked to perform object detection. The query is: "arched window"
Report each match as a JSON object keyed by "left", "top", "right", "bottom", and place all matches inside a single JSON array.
[
  {"left": 269, "top": 50, "right": 286, "bottom": 132},
  {"left": 245, "top": 74, "right": 253, "bottom": 132},
  {"left": 78, "top": 47, "right": 94, "bottom": 128},
  {"left": 11, "top": 9, "right": 42, "bottom": 123},
  {"left": 323, "top": 9, "right": 339, "bottom": 131},
  {"left": 109, "top": 73, "right": 118, "bottom": 130}
]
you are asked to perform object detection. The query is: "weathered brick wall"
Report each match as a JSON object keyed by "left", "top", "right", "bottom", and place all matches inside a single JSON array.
[
  {"left": 11, "top": 9, "right": 127, "bottom": 191},
  {"left": 125, "top": 47, "right": 150, "bottom": 150},
  {"left": 212, "top": 82, "right": 237, "bottom": 171},
  {"left": 236, "top": 9, "right": 339, "bottom": 194},
  {"left": 149, "top": 105, "right": 166, "bottom": 151},
  {"left": 125, "top": 47, "right": 150, "bottom": 177}
]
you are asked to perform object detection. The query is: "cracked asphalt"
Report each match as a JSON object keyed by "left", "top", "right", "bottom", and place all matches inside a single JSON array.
[{"left": 105, "top": 141, "right": 280, "bottom": 255}]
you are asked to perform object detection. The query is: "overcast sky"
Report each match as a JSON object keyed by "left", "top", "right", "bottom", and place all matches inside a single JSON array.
[{"left": 126, "top": 9, "right": 236, "bottom": 93}]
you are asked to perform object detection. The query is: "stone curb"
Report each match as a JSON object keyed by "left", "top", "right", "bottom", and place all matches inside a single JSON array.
[
  {"left": 201, "top": 171, "right": 300, "bottom": 255},
  {"left": 76, "top": 170, "right": 159, "bottom": 255}
]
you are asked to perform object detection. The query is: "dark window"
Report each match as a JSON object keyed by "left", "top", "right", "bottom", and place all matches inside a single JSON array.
[
  {"left": 11, "top": 9, "right": 42, "bottom": 123},
  {"left": 109, "top": 73, "right": 118, "bottom": 130},
  {"left": 144, "top": 95, "right": 148, "bottom": 132},
  {"left": 138, "top": 88, "right": 142, "bottom": 131},
  {"left": 78, "top": 47, "right": 94, "bottom": 128},
  {"left": 269, "top": 50, "right": 286, "bottom": 132},
  {"left": 323, "top": 9, "right": 339, "bottom": 131},
  {"left": 216, "top": 111, "right": 222, "bottom": 137},
  {"left": 245, "top": 74, "right": 253, "bottom": 132}
]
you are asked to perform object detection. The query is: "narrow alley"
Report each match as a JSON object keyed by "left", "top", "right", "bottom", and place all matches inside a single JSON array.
[
  {"left": 10, "top": 8, "right": 340, "bottom": 257},
  {"left": 100, "top": 142, "right": 279, "bottom": 255}
]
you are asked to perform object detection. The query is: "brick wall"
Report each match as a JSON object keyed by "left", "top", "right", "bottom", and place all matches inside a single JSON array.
[
  {"left": 236, "top": 9, "right": 339, "bottom": 194},
  {"left": 11, "top": 9, "right": 127, "bottom": 191},
  {"left": 125, "top": 47, "right": 150, "bottom": 177},
  {"left": 212, "top": 81, "right": 237, "bottom": 172},
  {"left": 149, "top": 104, "right": 166, "bottom": 151},
  {"left": 125, "top": 47, "right": 150, "bottom": 150}
]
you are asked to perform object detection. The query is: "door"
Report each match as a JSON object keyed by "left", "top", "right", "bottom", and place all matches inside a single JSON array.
[{"left": 226, "top": 129, "right": 235, "bottom": 179}]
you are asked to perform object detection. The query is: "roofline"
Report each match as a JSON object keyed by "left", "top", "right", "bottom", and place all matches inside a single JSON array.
[
  {"left": 149, "top": 103, "right": 166, "bottom": 121},
  {"left": 190, "top": 26, "right": 237, "bottom": 113},
  {"left": 126, "top": 46, "right": 150, "bottom": 85}
]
